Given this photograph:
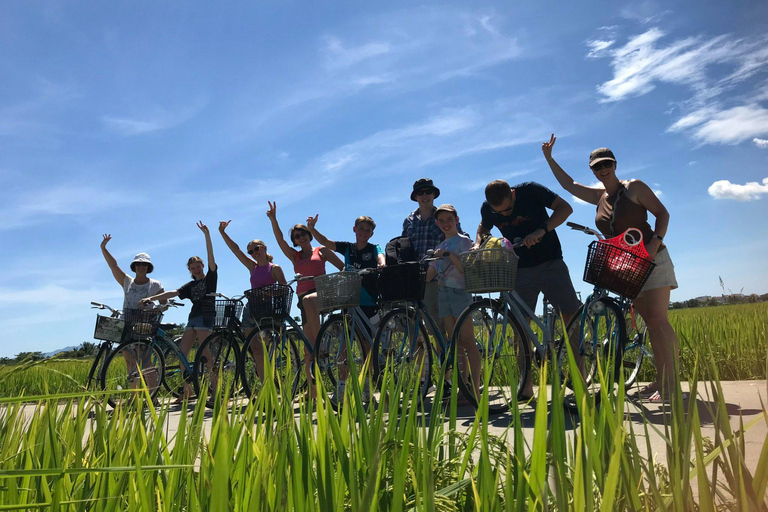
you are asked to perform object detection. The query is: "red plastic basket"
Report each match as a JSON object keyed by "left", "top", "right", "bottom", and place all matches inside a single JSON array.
[{"left": 583, "top": 228, "right": 656, "bottom": 300}]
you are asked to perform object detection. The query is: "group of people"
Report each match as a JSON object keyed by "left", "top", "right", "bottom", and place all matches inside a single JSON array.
[{"left": 100, "top": 134, "right": 680, "bottom": 404}]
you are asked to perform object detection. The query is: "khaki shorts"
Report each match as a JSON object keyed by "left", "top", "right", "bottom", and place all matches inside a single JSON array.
[
  {"left": 515, "top": 258, "right": 582, "bottom": 316},
  {"left": 640, "top": 247, "right": 678, "bottom": 293}
]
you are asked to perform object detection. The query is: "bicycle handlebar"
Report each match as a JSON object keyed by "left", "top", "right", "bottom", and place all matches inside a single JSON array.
[{"left": 567, "top": 222, "right": 604, "bottom": 240}]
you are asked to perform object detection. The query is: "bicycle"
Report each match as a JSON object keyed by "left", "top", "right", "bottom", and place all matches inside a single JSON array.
[
  {"left": 562, "top": 222, "right": 654, "bottom": 393},
  {"left": 313, "top": 269, "right": 379, "bottom": 411},
  {"left": 193, "top": 293, "right": 247, "bottom": 408},
  {"left": 97, "top": 301, "right": 191, "bottom": 407},
  {"left": 240, "top": 275, "right": 317, "bottom": 403},
  {"left": 371, "top": 252, "right": 462, "bottom": 407},
  {"left": 451, "top": 240, "right": 574, "bottom": 413}
]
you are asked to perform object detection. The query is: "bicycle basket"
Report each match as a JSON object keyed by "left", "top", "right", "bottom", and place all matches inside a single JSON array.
[
  {"left": 94, "top": 315, "right": 126, "bottom": 342},
  {"left": 584, "top": 241, "right": 656, "bottom": 300},
  {"left": 460, "top": 248, "right": 518, "bottom": 293},
  {"left": 245, "top": 284, "right": 294, "bottom": 321},
  {"left": 377, "top": 263, "right": 426, "bottom": 302},
  {"left": 123, "top": 308, "right": 164, "bottom": 339},
  {"left": 202, "top": 299, "right": 244, "bottom": 329},
  {"left": 315, "top": 271, "right": 362, "bottom": 312}
]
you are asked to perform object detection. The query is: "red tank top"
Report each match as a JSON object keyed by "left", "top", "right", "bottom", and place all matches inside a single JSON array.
[{"left": 293, "top": 247, "right": 325, "bottom": 294}]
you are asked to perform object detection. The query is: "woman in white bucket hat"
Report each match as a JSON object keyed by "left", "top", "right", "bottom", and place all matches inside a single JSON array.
[{"left": 100, "top": 235, "right": 164, "bottom": 310}]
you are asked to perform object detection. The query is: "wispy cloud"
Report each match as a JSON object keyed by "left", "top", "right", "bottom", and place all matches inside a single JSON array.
[
  {"left": 708, "top": 177, "right": 768, "bottom": 201},
  {"left": 589, "top": 27, "right": 768, "bottom": 145},
  {"left": 102, "top": 99, "right": 207, "bottom": 136},
  {"left": 670, "top": 105, "right": 768, "bottom": 145},
  {"left": 754, "top": 138, "right": 768, "bottom": 148},
  {"left": 0, "top": 185, "right": 144, "bottom": 230}
]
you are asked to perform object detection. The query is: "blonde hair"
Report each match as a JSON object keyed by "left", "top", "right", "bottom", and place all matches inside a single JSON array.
[
  {"left": 187, "top": 256, "right": 204, "bottom": 267},
  {"left": 248, "top": 239, "right": 274, "bottom": 262}
]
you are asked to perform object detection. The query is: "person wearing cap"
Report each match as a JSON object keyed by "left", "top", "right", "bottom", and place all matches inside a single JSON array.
[
  {"left": 402, "top": 178, "right": 464, "bottom": 339},
  {"left": 476, "top": 177, "right": 581, "bottom": 400},
  {"left": 542, "top": 133, "right": 679, "bottom": 403},
  {"left": 100, "top": 235, "right": 164, "bottom": 311}
]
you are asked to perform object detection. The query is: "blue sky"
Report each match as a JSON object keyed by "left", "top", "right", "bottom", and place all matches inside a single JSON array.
[{"left": 2, "top": 1, "right": 767, "bottom": 357}]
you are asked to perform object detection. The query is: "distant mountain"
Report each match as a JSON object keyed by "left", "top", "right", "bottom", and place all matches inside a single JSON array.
[{"left": 43, "top": 346, "right": 78, "bottom": 358}]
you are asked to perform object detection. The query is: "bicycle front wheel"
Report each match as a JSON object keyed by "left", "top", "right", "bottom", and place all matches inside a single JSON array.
[
  {"left": 560, "top": 298, "right": 626, "bottom": 397},
  {"left": 241, "top": 323, "right": 302, "bottom": 401},
  {"left": 372, "top": 308, "right": 433, "bottom": 407},
  {"left": 101, "top": 341, "right": 165, "bottom": 408},
  {"left": 453, "top": 298, "right": 531, "bottom": 413},
  {"left": 161, "top": 336, "right": 199, "bottom": 399},
  {"left": 315, "top": 313, "right": 369, "bottom": 411},
  {"left": 195, "top": 331, "right": 241, "bottom": 409}
]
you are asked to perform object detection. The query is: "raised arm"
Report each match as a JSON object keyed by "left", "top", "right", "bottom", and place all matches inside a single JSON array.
[
  {"left": 628, "top": 180, "right": 670, "bottom": 258},
  {"left": 305, "top": 214, "right": 337, "bottom": 251},
  {"left": 218, "top": 220, "right": 256, "bottom": 272},
  {"left": 320, "top": 246, "right": 345, "bottom": 271},
  {"left": 100, "top": 234, "right": 127, "bottom": 286},
  {"left": 542, "top": 134, "right": 603, "bottom": 205},
  {"left": 197, "top": 221, "right": 216, "bottom": 271},
  {"left": 267, "top": 201, "right": 297, "bottom": 260}
]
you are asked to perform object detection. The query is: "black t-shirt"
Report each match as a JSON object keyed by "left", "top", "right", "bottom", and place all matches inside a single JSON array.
[
  {"left": 178, "top": 267, "right": 218, "bottom": 318},
  {"left": 480, "top": 182, "right": 563, "bottom": 268},
  {"left": 335, "top": 241, "right": 381, "bottom": 307}
]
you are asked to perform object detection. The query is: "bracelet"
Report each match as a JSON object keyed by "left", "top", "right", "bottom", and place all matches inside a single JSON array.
[{"left": 652, "top": 233, "right": 663, "bottom": 242}]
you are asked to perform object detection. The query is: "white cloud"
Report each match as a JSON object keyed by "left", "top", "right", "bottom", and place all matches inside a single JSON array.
[
  {"left": 671, "top": 104, "right": 768, "bottom": 145},
  {"left": 586, "top": 39, "right": 615, "bottom": 59},
  {"left": 589, "top": 27, "right": 768, "bottom": 145},
  {"left": 323, "top": 36, "right": 391, "bottom": 69},
  {"left": 102, "top": 99, "right": 206, "bottom": 136},
  {"left": 708, "top": 177, "right": 768, "bottom": 201},
  {"left": 754, "top": 138, "right": 768, "bottom": 148}
]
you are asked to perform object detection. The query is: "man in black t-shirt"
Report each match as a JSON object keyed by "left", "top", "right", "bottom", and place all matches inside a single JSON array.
[{"left": 476, "top": 180, "right": 581, "bottom": 398}]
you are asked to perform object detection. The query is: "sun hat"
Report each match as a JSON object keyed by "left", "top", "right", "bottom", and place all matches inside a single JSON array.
[
  {"left": 410, "top": 178, "right": 441, "bottom": 201},
  {"left": 589, "top": 148, "right": 617, "bottom": 167},
  {"left": 130, "top": 253, "right": 154, "bottom": 273}
]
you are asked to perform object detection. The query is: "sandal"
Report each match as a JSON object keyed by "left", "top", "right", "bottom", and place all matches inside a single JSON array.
[
  {"left": 635, "top": 383, "right": 661, "bottom": 400},
  {"left": 647, "top": 391, "right": 690, "bottom": 404}
]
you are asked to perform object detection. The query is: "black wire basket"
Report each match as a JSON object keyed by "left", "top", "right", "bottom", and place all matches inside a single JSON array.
[
  {"left": 123, "top": 308, "right": 164, "bottom": 339},
  {"left": 245, "top": 285, "right": 294, "bottom": 321},
  {"left": 583, "top": 241, "right": 656, "bottom": 300},
  {"left": 201, "top": 299, "right": 244, "bottom": 329},
  {"left": 377, "top": 263, "right": 426, "bottom": 303}
]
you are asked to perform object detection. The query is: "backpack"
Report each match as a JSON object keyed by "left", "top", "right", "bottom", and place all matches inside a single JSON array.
[{"left": 385, "top": 236, "right": 417, "bottom": 266}]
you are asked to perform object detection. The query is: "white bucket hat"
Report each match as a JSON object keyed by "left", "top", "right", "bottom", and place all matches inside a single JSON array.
[{"left": 130, "top": 253, "right": 154, "bottom": 273}]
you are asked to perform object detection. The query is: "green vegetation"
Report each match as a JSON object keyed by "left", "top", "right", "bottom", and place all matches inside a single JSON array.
[{"left": 0, "top": 350, "right": 766, "bottom": 510}]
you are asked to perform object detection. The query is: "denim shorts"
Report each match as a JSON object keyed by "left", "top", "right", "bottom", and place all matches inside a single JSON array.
[
  {"left": 437, "top": 286, "right": 472, "bottom": 318},
  {"left": 184, "top": 315, "right": 212, "bottom": 332}
]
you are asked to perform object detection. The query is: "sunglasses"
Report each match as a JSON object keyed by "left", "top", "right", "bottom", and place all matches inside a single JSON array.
[
  {"left": 247, "top": 247, "right": 262, "bottom": 255},
  {"left": 415, "top": 189, "right": 434, "bottom": 196},
  {"left": 590, "top": 160, "right": 614, "bottom": 172},
  {"left": 293, "top": 232, "right": 307, "bottom": 240},
  {"left": 134, "top": 262, "right": 149, "bottom": 267}
]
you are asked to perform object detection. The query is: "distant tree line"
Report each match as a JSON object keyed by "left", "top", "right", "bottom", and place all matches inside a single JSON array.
[{"left": 669, "top": 293, "right": 768, "bottom": 310}]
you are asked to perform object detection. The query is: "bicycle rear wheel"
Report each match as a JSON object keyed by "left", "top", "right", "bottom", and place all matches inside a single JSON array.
[
  {"left": 315, "top": 313, "right": 369, "bottom": 411},
  {"left": 86, "top": 342, "right": 111, "bottom": 390},
  {"left": 453, "top": 298, "right": 531, "bottom": 413},
  {"left": 622, "top": 308, "right": 648, "bottom": 389},
  {"left": 241, "top": 323, "right": 302, "bottom": 401},
  {"left": 195, "top": 331, "right": 241, "bottom": 409},
  {"left": 101, "top": 340, "right": 165, "bottom": 408},
  {"left": 372, "top": 308, "right": 433, "bottom": 408}
]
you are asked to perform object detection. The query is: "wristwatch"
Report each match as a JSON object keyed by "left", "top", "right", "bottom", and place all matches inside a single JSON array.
[
  {"left": 652, "top": 233, "right": 663, "bottom": 242},
  {"left": 538, "top": 222, "right": 549, "bottom": 234}
]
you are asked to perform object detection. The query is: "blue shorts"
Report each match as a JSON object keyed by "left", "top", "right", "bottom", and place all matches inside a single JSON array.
[
  {"left": 437, "top": 286, "right": 472, "bottom": 318},
  {"left": 184, "top": 315, "right": 213, "bottom": 332}
]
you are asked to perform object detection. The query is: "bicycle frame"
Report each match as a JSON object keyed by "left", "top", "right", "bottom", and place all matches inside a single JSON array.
[{"left": 494, "top": 290, "right": 556, "bottom": 357}]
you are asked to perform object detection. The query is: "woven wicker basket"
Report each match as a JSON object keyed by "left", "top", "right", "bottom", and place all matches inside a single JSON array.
[{"left": 460, "top": 249, "right": 518, "bottom": 293}]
